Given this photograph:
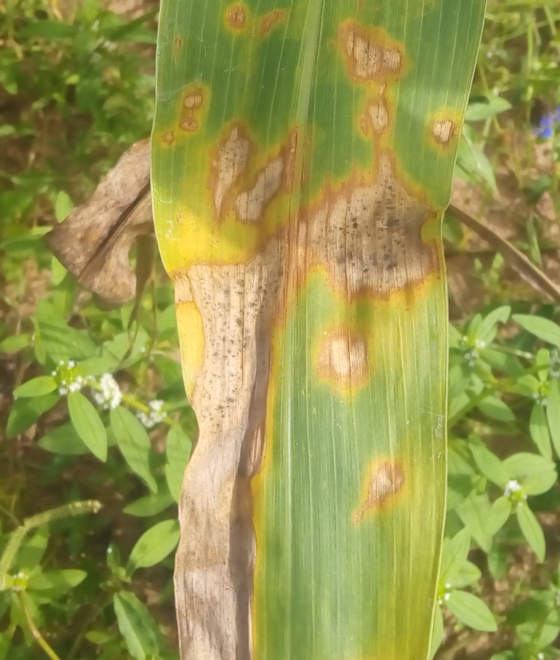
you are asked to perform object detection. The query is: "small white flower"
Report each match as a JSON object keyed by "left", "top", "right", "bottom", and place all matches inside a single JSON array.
[
  {"left": 549, "top": 351, "right": 560, "bottom": 379},
  {"left": 137, "top": 399, "right": 166, "bottom": 428},
  {"left": 54, "top": 361, "right": 88, "bottom": 396},
  {"left": 475, "top": 339, "right": 486, "bottom": 349},
  {"left": 92, "top": 373, "right": 122, "bottom": 410},
  {"left": 504, "top": 480, "right": 522, "bottom": 497},
  {"left": 443, "top": 593, "right": 450, "bottom": 602}
]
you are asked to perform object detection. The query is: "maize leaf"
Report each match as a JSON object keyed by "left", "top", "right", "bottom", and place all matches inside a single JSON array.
[{"left": 151, "top": 1, "right": 485, "bottom": 659}]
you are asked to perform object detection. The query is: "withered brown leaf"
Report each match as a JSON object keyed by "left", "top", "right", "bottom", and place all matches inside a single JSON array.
[{"left": 44, "top": 139, "right": 154, "bottom": 307}]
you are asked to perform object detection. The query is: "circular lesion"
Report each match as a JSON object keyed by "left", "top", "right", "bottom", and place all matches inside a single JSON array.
[
  {"left": 225, "top": 3, "right": 248, "bottom": 32},
  {"left": 316, "top": 328, "right": 371, "bottom": 395}
]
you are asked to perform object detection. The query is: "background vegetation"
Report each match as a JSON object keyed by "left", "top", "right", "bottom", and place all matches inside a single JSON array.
[{"left": 1, "top": 1, "right": 560, "bottom": 659}]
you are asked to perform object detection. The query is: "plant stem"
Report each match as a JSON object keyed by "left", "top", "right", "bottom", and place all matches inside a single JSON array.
[{"left": 18, "top": 592, "right": 63, "bottom": 660}]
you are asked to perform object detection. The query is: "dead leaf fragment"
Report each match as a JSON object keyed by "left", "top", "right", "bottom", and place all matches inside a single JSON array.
[{"left": 44, "top": 139, "right": 153, "bottom": 307}]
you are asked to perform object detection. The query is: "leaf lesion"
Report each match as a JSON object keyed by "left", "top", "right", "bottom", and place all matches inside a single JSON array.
[{"left": 353, "top": 459, "right": 406, "bottom": 523}]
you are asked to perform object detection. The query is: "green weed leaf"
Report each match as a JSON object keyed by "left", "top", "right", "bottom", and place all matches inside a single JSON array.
[
  {"left": 124, "top": 491, "right": 175, "bottom": 517},
  {"left": 68, "top": 391, "right": 107, "bottom": 462},
  {"left": 19, "top": 19, "right": 78, "bottom": 39},
  {"left": 165, "top": 426, "right": 191, "bottom": 502},
  {"left": 465, "top": 96, "right": 511, "bottom": 122},
  {"left": 457, "top": 493, "right": 492, "bottom": 552},
  {"left": 27, "top": 569, "right": 86, "bottom": 595},
  {"left": 38, "top": 423, "right": 89, "bottom": 455},
  {"left": 478, "top": 305, "right": 511, "bottom": 343},
  {"left": 440, "top": 528, "right": 471, "bottom": 584},
  {"left": 15, "top": 527, "right": 49, "bottom": 571},
  {"left": 530, "top": 403, "right": 552, "bottom": 459},
  {"left": 54, "top": 191, "right": 74, "bottom": 222},
  {"left": 126, "top": 519, "right": 180, "bottom": 575},
  {"left": 478, "top": 396, "right": 515, "bottom": 423},
  {"left": 14, "top": 376, "right": 57, "bottom": 398},
  {"left": 513, "top": 315, "right": 560, "bottom": 349},
  {"left": 470, "top": 444, "right": 508, "bottom": 488},
  {"left": 6, "top": 392, "right": 59, "bottom": 439},
  {"left": 547, "top": 379, "right": 560, "bottom": 456},
  {"left": 113, "top": 591, "right": 160, "bottom": 660},
  {"left": 517, "top": 503, "right": 545, "bottom": 562},
  {"left": 449, "top": 561, "right": 481, "bottom": 589},
  {"left": 502, "top": 452, "right": 556, "bottom": 495},
  {"left": 485, "top": 496, "right": 512, "bottom": 536},
  {"left": 51, "top": 256, "right": 67, "bottom": 286},
  {"left": 429, "top": 606, "right": 443, "bottom": 659},
  {"left": 110, "top": 406, "right": 157, "bottom": 492},
  {"left": 446, "top": 590, "right": 497, "bottom": 631},
  {"left": 0, "top": 334, "right": 31, "bottom": 353}
]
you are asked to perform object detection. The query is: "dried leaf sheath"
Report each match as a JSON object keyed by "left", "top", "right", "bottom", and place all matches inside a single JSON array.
[{"left": 151, "top": 2, "right": 485, "bottom": 660}]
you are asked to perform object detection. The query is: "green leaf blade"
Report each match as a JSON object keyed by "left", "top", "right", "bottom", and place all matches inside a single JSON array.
[
  {"left": 113, "top": 591, "right": 160, "bottom": 660},
  {"left": 67, "top": 391, "right": 108, "bottom": 462},
  {"left": 446, "top": 590, "right": 497, "bottom": 632},
  {"left": 517, "top": 503, "right": 546, "bottom": 562},
  {"left": 14, "top": 376, "right": 57, "bottom": 398},
  {"left": 126, "top": 519, "right": 180, "bottom": 575},
  {"left": 513, "top": 315, "right": 560, "bottom": 348},
  {"left": 110, "top": 406, "right": 158, "bottom": 492}
]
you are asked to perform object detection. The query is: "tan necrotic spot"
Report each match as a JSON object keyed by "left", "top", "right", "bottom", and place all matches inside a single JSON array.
[
  {"left": 162, "top": 131, "right": 175, "bottom": 145},
  {"left": 179, "top": 87, "right": 205, "bottom": 133},
  {"left": 383, "top": 48, "right": 402, "bottom": 71},
  {"left": 211, "top": 125, "right": 251, "bottom": 218},
  {"left": 299, "top": 153, "right": 436, "bottom": 298},
  {"left": 184, "top": 93, "right": 203, "bottom": 109},
  {"left": 173, "top": 37, "right": 182, "bottom": 62},
  {"left": 317, "top": 331, "right": 369, "bottom": 393},
  {"left": 339, "top": 21, "right": 404, "bottom": 83},
  {"left": 226, "top": 4, "right": 247, "bottom": 31},
  {"left": 433, "top": 119, "right": 456, "bottom": 145},
  {"left": 260, "top": 9, "right": 287, "bottom": 36},
  {"left": 368, "top": 101, "right": 389, "bottom": 133},
  {"left": 180, "top": 118, "right": 198, "bottom": 132},
  {"left": 353, "top": 460, "right": 405, "bottom": 523},
  {"left": 235, "top": 156, "right": 284, "bottom": 222}
]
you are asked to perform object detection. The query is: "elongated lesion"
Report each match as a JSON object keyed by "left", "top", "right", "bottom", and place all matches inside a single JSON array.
[
  {"left": 353, "top": 460, "right": 406, "bottom": 523},
  {"left": 338, "top": 20, "right": 405, "bottom": 83},
  {"left": 172, "top": 239, "right": 285, "bottom": 660}
]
